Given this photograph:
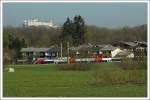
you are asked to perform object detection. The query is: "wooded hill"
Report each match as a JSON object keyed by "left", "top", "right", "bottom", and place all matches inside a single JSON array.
[{"left": 3, "top": 24, "right": 147, "bottom": 48}]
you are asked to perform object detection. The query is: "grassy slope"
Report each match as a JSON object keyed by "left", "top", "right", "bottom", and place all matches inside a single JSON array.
[{"left": 3, "top": 63, "right": 147, "bottom": 97}]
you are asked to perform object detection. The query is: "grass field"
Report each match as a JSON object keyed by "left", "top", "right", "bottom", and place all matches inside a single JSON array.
[{"left": 3, "top": 63, "right": 147, "bottom": 97}]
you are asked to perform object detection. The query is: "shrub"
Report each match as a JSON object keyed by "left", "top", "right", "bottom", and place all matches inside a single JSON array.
[
  {"left": 138, "top": 57, "right": 147, "bottom": 69},
  {"left": 89, "top": 69, "right": 146, "bottom": 85},
  {"left": 57, "top": 63, "right": 91, "bottom": 71},
  {"left": 119, "top": 58, "right": 147, "bottom": 70}
]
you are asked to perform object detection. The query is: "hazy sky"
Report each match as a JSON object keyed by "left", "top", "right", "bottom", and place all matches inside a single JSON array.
[{"left": 3, "top": 3, "right": 147, "bottom": 28}]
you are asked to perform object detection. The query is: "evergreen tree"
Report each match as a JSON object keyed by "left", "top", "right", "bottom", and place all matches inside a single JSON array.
[
  {"left": 8, "top": 33, "right": 27, "bottom": 63},
  {"left": 61, "top": 17, "right": 74, "bottom": 46},
  {"left": 8, "top": 33, "right": 16, "bottom": 64},
  {"left": 8, "top": 33, "right": 15, "bottom": 49},
  {"left": 61, "top": 15, "right": 86, "bottom": 46},
  {"left": 73, "top": 15, "right": 86, "bottom": 46}
]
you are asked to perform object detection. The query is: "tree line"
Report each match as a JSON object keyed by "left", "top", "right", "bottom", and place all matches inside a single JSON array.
[{"left": 85, "top": 24, "right": 147, "bottom": 44}]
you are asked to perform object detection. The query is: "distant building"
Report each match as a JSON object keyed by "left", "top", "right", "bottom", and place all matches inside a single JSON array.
[
  {"left": 20, "top": 47, "right": 59, "bottom": 64},
  {"left": 114, "top": 49, "right": 134, "bottom": 59},
  {"left": 133, "top": 41, "right": 147, "bottom": 61},
  {"left": 99, "top": 45, "right": 121, "bottom": 62},
  {"left": 70, "top": 44, "right": 93, "bottom": 58},
  {"left": 23, "top": 19, "right": 58, "bottom": 28},
  {"left": 70, "top": 44, "right": 121, "bottom": 62},
  {"left": 113, "top": 41, "right": 147, "bottom": 61}
]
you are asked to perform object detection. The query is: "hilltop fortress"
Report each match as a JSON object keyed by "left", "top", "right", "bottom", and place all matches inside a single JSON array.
[{"left": 23, "top": 19, "right": 58, "bottom": 28}]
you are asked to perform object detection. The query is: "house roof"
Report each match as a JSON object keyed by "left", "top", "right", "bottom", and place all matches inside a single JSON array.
[
  {"left": 115, "top": 50, "right": 132, "bottom": 57},
  {"left": 70, "top": 44, "right": 93, "bottom": 51},
  {"left": 120, "top": 41, "right": 137, "bottom": 47},
  {"left": 21, "top": 47, "right": 58, "bottom": 52},
  {"left": 100, "top": 45, "right": 117, "bottom": 51},
  {"left": 137, "top": 41, "right": 147, "bottom": 47},
  {"left": 92, "top": 44, "right": 108, "bottom": 51}
]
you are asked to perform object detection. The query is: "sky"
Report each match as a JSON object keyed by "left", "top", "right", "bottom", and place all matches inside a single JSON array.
[{"left": 3, "top": 3, "right": 147, "bottom": 28}]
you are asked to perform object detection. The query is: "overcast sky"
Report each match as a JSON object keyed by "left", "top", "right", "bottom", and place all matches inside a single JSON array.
[{"left": 3, "top": 3, "right": 147, "bottom": 28}]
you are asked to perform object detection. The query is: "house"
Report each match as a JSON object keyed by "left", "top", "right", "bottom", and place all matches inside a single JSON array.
[
  {"left": 112, "top": 41, "right": 147, "bottom": 61},
  {"left": 99, "top": 45, "right": 121, "bottom": 62},
  {"left": 92, "top": 44, "right": 121, "bottom": 62},
  {"left": 20, "top": 47, "right": 59, "bottom": 63},
  {"left": 133, "top": 42, "right": 147, "bottom": 61},
  {"left": 113, "top": 49, "right": 134, "bottom": 61},
  {"left": 92, "top": 44, "right": 106, "bottom": 55},
  {"left": 70, "top": 44, "right": 93, "bottom": 58}
]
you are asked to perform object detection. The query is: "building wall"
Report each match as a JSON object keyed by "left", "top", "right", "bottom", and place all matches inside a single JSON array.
[
  {"left": 102, "top": 58, "right": 112, "bottom": 61},
  {"left": 24, "top": 19, "right": 58, "bottom": 28},
  {"left": 22, "top": 51, "right": 59, "bottom": 63},
  {"left": 111, "top": 48, "right": 122, "bottom": 57},
  {"left": 133, "top": 47, "right": 147, "bottom": 61},
  {"left": 101, "top": 50, "right": 112, "bottom": 62}
]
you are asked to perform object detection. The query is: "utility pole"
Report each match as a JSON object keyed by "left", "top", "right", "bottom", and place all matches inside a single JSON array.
[
  {"left": 60, "top": 42, "right": 63, "bottom": 59},
  {"left": 67, "top": 41, "right": 70, "bottom": 64}
]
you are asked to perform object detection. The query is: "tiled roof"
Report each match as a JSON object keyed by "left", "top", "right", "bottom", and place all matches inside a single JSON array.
[
  {"left": 21, "top": 47, "right": 58, "bottom": 52},
  {"left": 101, "top": 45, "right": 117, "bottom": 51},
  {"left": 120, "top": 41, "right": 137, "bottom": 47}
]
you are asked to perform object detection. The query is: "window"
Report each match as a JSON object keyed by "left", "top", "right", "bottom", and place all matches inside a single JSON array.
[{"left": 52, "top": 52, "right": 56, "bottom": 57}]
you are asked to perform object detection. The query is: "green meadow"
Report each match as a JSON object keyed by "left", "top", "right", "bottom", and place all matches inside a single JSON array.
[{"left": 3, "top": 63, "right": 147, "bottom": 97}]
